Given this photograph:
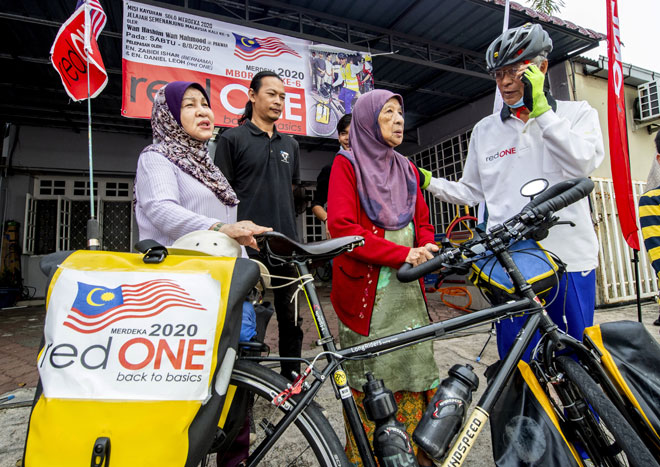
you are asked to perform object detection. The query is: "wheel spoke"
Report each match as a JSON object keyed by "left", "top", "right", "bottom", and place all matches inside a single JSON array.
[
  {"left": 206, "top": 360, "right": 349, "bottom": 467},
  {"left": 555, "top": 356, "right": 658, "bottom": 467}
]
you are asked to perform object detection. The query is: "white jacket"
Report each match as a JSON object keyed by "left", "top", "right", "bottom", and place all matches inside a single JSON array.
[{"left": 428, "top": 100, "right": 604, "bottom": 272}]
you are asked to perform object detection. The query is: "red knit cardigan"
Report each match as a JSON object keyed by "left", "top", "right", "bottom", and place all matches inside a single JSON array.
[{"left": 327, "top": 155, "right": 436, "bottom": 336}]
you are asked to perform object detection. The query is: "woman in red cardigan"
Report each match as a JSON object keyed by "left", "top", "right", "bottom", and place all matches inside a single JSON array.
[{"left": 327, "top": 90, "right": 439, "bottom": 466}]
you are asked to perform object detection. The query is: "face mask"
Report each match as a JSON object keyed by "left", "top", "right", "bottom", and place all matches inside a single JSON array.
[{"left": 509, "top": 96, "right": 525, "bottom": 109}]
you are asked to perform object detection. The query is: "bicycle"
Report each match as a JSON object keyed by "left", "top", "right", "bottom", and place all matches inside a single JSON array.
[
  {"left": 210, "top": 177, "right": 659, "bottom": 467},
  {"left": 307, "top": 83, "right": 349, "bottom": 137}
]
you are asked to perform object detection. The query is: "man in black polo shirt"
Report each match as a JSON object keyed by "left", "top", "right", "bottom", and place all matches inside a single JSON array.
[{"left": 215, "top": 71, "right": 302, "bottom": 380}]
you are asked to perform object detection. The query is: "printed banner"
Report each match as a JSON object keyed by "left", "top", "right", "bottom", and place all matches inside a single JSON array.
[
  {"left": 39, "top": 268, "right": 222, "bottom": 401},
  {"left": 121, "top": 0, "right": 373, "bottom": 137}
]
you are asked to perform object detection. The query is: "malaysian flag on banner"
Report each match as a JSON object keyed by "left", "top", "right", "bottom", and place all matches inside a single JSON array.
[
  {"left": 64, "top": 279, "right": 206, "bottom": 333},
  {"left": 233, "top": 33, "right": 301, "bottom": 61}
]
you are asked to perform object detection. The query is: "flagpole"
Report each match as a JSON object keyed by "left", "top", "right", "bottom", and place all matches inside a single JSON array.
[
  {"left": 84, "top": 1, "right": 100, "bottom": 250},
  {"left": 484, "top": 0, "right": 510, "bottom": 222},
  {"left": 606, "top": 0, "right": 641, "bottom": 321},
  {"left": 491, "top": 0, "right": 510, "bottom": 115}
]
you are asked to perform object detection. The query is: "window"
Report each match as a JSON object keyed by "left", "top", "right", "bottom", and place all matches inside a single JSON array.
[
  {"left": 38, "top": 179, "right": 66, "bottom": 196},
  {"left": 410, "top": 130, "right": 477, "bottom": 235},
  {"left": 302, "top": 185, "right": 326, "bottom": 243},
  {"left": 24, "top": 177, "right": 134, "bottom": 255},
  {"left": 73, "top": 180, "right": 98, "bottom": 197}
]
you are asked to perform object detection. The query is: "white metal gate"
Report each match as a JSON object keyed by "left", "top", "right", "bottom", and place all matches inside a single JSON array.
[{"left": 591, "top": 177, "right": 657, "bottom": 304}]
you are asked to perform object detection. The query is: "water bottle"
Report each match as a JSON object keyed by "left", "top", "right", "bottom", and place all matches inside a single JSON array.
[
  {"left": 362, "top": 372, "right": 419, "bottom": 467},
  {"left": 412, "top": 364, "right": 479, "bottom": 461}
]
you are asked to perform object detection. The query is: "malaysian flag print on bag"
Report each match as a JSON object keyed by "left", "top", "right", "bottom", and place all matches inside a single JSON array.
[{"left": 66, "top": 279, "right": 205, "bottom": 333}]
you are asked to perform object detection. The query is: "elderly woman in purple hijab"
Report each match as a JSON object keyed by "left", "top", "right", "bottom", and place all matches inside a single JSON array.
[
  {"left": 134, "top": 81, "right": 269, "bottom": 248},
  {"left": 327, "top": 90, "right": 440, "bottom": 465}
]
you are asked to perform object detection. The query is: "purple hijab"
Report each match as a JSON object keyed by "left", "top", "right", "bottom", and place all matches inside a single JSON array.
[
  {"left": 164, "top": 81, "right": 207, "bottom": 126},
  {"left": 140, "top": 82, "right": 238, "bottom": 206},
  {"left": 338, "top": 90, "right": 417, "bottom": 230}
]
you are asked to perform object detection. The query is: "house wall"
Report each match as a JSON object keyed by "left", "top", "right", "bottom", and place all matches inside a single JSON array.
[
  {"left": 4, "top": 125, "right": 334, "bottom": 297},
  {"left": 408, "top": 62, "right": 571, "bottom": 154},
  {"left": 567, "top": 62, "right": 658, "bottom": 182}
]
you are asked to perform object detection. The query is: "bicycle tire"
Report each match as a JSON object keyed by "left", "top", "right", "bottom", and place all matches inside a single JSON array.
[
  {"left": 205, "top": 359, "right": 349, "bottom": 467},
  {"left": 307, "top": 103, "right": 339, "bottom": 137},
  {"left": 556, "top": 356, "right": 659, "bottom": 467}
]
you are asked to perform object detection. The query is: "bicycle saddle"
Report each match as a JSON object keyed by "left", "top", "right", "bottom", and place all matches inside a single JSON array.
[{"left": 256, "top": 231, "right": 364, "bottom": 263}]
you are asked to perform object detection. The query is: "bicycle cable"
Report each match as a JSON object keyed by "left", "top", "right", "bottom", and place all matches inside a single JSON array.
[{"left": 260, "top": 272, "right": 315, "bottom": 323}]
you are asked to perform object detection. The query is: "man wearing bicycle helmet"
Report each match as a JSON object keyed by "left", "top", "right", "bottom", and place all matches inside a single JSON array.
[
  {"left": 422, "top": 23, "right": 605, "bottom": 361},
  {"left": 334, "top": 52, "right": 361, "bottom": 114}
]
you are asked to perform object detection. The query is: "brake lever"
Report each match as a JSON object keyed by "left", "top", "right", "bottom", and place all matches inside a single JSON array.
[
  {"left": 448, "top": 263, "right": 472, "bottom": 276},
  {"left": 554, "top": 220, "right": 576, "bottom": 227}
]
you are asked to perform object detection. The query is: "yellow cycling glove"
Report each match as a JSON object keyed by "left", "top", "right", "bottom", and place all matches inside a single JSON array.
[
  {"left": 522, "top": 65, "right": 551, "bottom": 119},
  {"left": 416, "top": 165, "right": 432, "bottom": 190}
]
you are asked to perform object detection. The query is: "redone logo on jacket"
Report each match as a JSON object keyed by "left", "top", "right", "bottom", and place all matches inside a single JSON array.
[{"left": 485, "top": 146, "right": 516, "bottom": 162}]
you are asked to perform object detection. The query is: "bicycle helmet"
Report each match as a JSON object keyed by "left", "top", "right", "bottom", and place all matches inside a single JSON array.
[
  {"left": 169, "top": 230, "right": 271, "bottom": 289},
  {"left": 337, "top": 52, "right": 347, "bottom": 59},
  {"left": 485, "top": 23, "right": 553, "bottom": 71}
]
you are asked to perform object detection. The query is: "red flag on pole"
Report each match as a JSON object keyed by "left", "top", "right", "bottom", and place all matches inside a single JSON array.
[
  {"left": 50, "top": 0, "right": 108, "bottom": 101},
  {"left": 607, "top": 0, "right": 639, "bottom": 250}
]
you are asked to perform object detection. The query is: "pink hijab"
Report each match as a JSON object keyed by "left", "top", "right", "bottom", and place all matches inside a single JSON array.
[{"left": 338, "top": 90, "right": 417, "bottom": 230}]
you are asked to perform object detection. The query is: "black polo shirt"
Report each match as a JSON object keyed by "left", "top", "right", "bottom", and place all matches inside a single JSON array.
[
  {"left": 310, "top": 162, "right": 332, "bottom": 209},
  {"left": 216, "top": 120, "right": 300, "bottom": 240}
]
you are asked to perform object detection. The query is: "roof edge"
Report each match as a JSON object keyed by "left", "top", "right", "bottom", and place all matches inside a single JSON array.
[{"left": 481, "top": 0, "right": 606, "bottom": 41}]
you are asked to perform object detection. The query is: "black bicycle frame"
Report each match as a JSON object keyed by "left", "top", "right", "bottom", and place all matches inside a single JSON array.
[
  {"left": 243, "top": 257, "right": 545, "bottom": 466},
  {"left": 243, "top": 248, "right": 628, "bottom": 467}
]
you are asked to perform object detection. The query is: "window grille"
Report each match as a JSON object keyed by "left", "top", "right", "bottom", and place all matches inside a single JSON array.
[
  {"left": 70, "top": 201, "right": 89, "bottom": 250},
  {"left": 24, "top": 177, "right": 134, "bottom": 254},
  {"left": 409, "top": 130, "right": 477, "bottom": 235},
  {"left": 302, "top": 186, "right": 325, "bottom": 243},
  {"left": 34, "top": 199, "right": 57, "bottom": 255},
  {"left": 102, "top": 201, "right": 132, "bottom": 252},
  {"left": 57, "top": 196, "right": 71, "bottom": 251}
]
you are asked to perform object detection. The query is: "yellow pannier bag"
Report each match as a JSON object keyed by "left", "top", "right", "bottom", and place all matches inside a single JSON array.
[
  {"left": 23, "top": 249, "right": 259, "bottom": 467},
  {"left": 490, "top": 361, "right": 584, "bottom": 467},
  {"left": 584, "top": 321, "right": 660, "bottom": 448}
]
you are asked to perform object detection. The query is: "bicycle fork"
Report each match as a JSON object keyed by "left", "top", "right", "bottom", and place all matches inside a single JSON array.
[{"left": 439, "top": 310, "right": 545, "bottom": 467}]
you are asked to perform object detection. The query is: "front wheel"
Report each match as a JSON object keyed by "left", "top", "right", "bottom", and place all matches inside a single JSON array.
[
  {"left": 555, "top": 356, "right": 658, "bottom": 467},
  {"left": 205, "top": 359, "right": 349, "bottom": 467},
  {"left": 307, "top": 102, "right": 339, "bottom": 137}
]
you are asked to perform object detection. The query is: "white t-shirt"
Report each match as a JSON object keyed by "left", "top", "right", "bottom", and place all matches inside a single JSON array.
[{"left": 428, "top": 100, "right": 604, "bottom": 272}]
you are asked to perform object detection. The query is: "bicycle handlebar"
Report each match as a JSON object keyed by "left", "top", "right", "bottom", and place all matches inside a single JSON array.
[
  {"left": 521, "top": 178, "right": 594, "bottom": 219},
  {"left": 396, "top": 248, "right": 461, "bottom": 283},
  {"left": 396, "top": 177, "right": 594, "bottom": 283}
]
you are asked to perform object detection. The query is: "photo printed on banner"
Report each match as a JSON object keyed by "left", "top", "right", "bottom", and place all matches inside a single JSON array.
[{"left": 121, "top": 0, "right": 373, "bottom": 136}]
